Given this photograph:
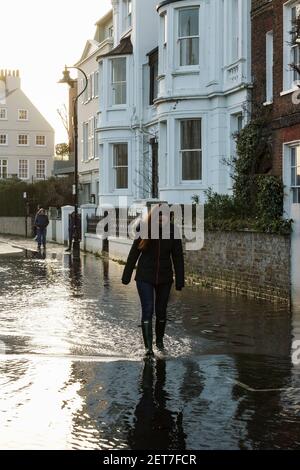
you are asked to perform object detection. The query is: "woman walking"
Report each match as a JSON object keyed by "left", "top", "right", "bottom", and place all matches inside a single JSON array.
[{"left": 122, "top": 206, "right": 184, "bottom": 357}]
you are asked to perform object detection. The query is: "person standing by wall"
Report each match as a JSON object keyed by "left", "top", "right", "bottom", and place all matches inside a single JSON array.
[{"left": 34, "top": 208, "right": 49, "bottom": 251}]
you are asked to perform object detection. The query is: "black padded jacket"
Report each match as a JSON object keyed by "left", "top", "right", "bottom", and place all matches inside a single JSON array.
[{"left": 122, "top": 224, "right": 185, "bottom": 289}]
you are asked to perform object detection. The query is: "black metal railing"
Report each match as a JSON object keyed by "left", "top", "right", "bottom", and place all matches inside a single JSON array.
[{"left": 86, "top": 210, "right": 138, "bottom": 237}]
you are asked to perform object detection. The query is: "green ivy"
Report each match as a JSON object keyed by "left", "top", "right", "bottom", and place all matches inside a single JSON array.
[{"left": 193, "top": 114, "right": 292, "bottom": 235}]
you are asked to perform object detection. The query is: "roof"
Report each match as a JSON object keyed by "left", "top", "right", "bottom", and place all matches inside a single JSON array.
[
  {"left": 76, "top": 39, "right": 100, "bottom": 65},
  {"left": 95, "top": 9, "right": 113, "bottom": 26},
  {"left": 97, "top": 36, "right": 133, "bottom": 61},
  {"left": 156, "top": 0, "right": 183, "bottom": 11}
]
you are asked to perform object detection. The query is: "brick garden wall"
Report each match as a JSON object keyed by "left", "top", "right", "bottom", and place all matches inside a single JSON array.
[{"left": 184, "top": 230, "right": 291, "bottom": 305}]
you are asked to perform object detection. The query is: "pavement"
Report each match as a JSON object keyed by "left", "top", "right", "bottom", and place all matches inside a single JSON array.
[
  {"left": 0, "top": 235, "right": 64, "bottom": 256},
  {"left": 0, "top": 241, "right": 23, "bottom": 255}
]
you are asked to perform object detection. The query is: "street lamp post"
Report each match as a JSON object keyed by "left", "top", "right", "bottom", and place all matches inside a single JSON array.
[{"left": 58, "top": 66, "right": 88, "bottom": 259}]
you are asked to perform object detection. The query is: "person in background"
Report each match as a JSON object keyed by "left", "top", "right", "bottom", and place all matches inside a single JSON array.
[
  {"left": 33, "top": 206, "right": 41, "bottom": 241},
  {"left": 122, "top": 205, "right": 185, "bottom": 358},
  {"left": 66, "top": 211, "right": 76, "bottom": 252},
  {"left": 34, "top": 208, "right": 49, "bottom": 250}
]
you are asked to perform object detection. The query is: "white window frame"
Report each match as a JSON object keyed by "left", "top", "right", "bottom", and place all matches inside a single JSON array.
[
  {"left": 291, "top": 3, "right": 300, "bottom": 82},
  {"left": 266, "top": 31, "right": 274, "bottom": 103},
  {"left": 111, "top": 57, "right": 127, "bottom": 106},
  {"left": 122, "top": 0, "right": 132, "bottom": 33},
  {"left": 35, "top": 135, "right": 46, "bottom": 146},
  {"left": 82, "top": 122, "right": 89, "bottom": 162},
  {"left": 160, "top": 12, "right": 168, "bottom": 74},
  {"left": 112, "top": 143, "right": 129, "bottom": 190},
  {"left": 97, "top": 140, "right": 103, "bottom": 162},
  {"left": 290, "top": 144, "right": 300, "bottom": 203},
  {"left": 36, "top": 160, "right": 46, "bottom": 179},
  {"left": 94, "top": 71, "right": 99, "bottom": 97},
  {"left": 83, "top": 78, "right": 89, "bottom": 103},
  {"left": 18, "top": 159, "right": 29, "bottom": 180},
  {"left": 0, "top": 159, "right": 8, "bottom": 179},
  {"left": 0, "top": 108, "right": 7, "bottom": 120},
  {"left": 88, "top": 74, "right": 93, "bottom": 100},
  {"left": 282, "top": 1, "right": 300, "bottom": 93},
  {"left": 18, "top": 134, "right": 29, "bottom": 146},
  {"left": 18, "top": 109, "right": 28, "bottom": 121},
  {"left": 230, "top": 0, "right": 240, "bottom": 64},
  {"left": 179, "top": 118, "right": 202, "bottom": 183},
  {"left": 88, "top": 117, "right": 95, "bottom": 159},
  {"left": 177, "top": 6, "right": 200, "bottom": 68},
  {"left": 0, "top": 134, "right": 8, "bottom": 145}
]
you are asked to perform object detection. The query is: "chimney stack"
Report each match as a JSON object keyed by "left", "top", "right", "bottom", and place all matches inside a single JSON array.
[{"left": 0, "top": 69, "right": 21, "bottom": 91}]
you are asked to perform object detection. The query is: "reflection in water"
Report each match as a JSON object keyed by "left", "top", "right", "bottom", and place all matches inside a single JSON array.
[
  {"left": 1, "top": 247, "right": 300, "bottom": 449},
  {"left": 128, "top": 359, "right": 186, "bottom": 450},
  {"left": 68, "top": 257, "right": 83, "bottom": 297},
  {"left": 0, "top": 358, "right": 82, "bottom": 450}
]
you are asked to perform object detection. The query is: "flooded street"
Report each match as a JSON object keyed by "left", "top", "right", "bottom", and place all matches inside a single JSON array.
[{"left": 1, "top": 242, "right": 300, "bottom": 450}]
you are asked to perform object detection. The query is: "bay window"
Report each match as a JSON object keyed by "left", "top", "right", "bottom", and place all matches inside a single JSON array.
[
  {"left": 180, "top": 119, "right": 202, "bottom": 181},
  {"left": 178, "top": 7, "right": 199, "bottom": 66}
]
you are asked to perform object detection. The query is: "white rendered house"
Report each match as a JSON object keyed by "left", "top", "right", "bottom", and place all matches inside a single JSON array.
[
  {"left": 76, "top": 10, "right": 113, "bottom": 205},
  {"left": 95, "top": 0, "right": 251, "bottom": 209},
  {"left": 0, "top": 70, "right": 54, "bottom": 182}
]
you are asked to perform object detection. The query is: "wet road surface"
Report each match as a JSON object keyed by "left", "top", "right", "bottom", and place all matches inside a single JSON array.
[{"left": 0, "top": 241, "right": 300, "bottom": 449}]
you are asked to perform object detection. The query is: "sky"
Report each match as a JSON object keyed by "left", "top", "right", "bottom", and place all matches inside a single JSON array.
[{"left": 0, "top": 0, "right": 112, "bottom": 144}]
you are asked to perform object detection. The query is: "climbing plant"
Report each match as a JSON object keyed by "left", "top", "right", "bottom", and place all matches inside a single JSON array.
[{"left": 193, "top": 112, "right": 292, "bottom": 235}]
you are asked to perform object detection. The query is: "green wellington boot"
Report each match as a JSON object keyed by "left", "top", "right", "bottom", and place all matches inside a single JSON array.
[
  {"left": 141, "top": 321, "right": 154, "bottom": 357},
  {"left": 155, "top": 320, "right": 167, "bottom": 351}
]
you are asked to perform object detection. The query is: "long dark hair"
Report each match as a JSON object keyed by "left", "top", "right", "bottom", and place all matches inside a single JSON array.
[{"left": 138, "top": 205, "right": 163, "bottom": 252}]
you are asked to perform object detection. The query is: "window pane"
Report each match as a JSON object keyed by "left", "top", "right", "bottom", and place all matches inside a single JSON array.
[
  {"left": 114, "top": 144, "right": 128, "bottom": 166},
  {"left": 179, "top": 8, "right": 199, "bottom": 37},
  {"left": 291, "top": 147, "right": 296, "bottom": 166},
  {"left": 116, "top": 167, "right": 128, "bottom": 189},
  {"left": 113, "top": 82, "right": 127, "bottom": 105},
  {"left": 297, "top": 166, "right": 300, "bottom": 186},
  {"left": 292, "top": 166, "right": 296, "bottom": 186},
  {"left": 181, "top": 120, "right": 201, "bottom": 150},
  {"left": 182, "top": 151, "right": 202, "bottom": 180},
  {"left": 112, "top": 58, "right": 126, "bottom": 82},
  {"left": 297, "top": 146, "right": 300, "bottom": 167},
  {"left": 180, "top": 38, "right": 199, "bottom": 66}
]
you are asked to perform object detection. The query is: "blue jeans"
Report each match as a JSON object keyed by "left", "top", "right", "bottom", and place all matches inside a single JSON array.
[
  {"left": 136, "top": 280, "right": 172, "bottom": 322},
  {"left": 37, "top": 228, "right": 47, "bottom": 247}
]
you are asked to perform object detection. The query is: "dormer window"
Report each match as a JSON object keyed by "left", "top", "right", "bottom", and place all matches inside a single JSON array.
[{"left": 178, "top": 7, "right": 200, "bottom": 66}]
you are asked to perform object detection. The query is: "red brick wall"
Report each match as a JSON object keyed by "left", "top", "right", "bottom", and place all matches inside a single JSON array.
[{"left": 252, "top": 0, "right": 300, "bottom": 177}]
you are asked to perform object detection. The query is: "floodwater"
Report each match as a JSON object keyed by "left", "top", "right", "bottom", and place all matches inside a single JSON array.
[{"left": 0, "top": 246, "right": 300, "bottom": 450}]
